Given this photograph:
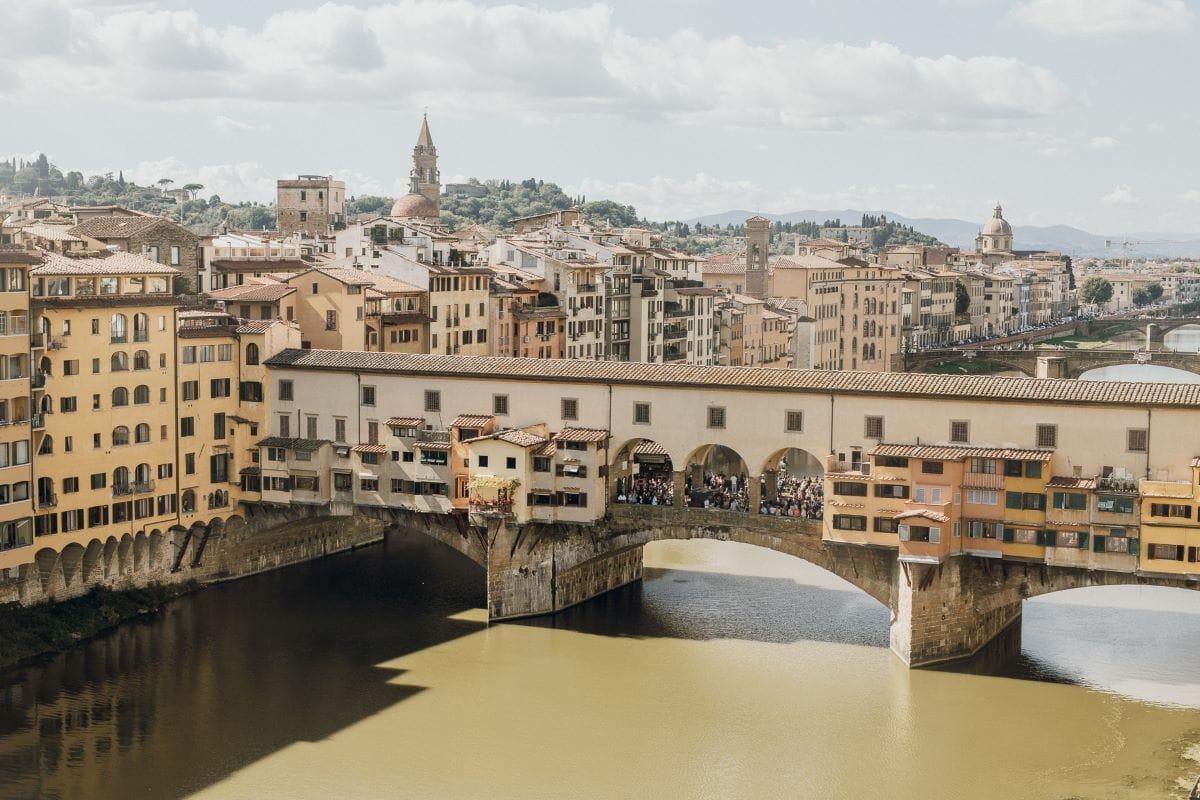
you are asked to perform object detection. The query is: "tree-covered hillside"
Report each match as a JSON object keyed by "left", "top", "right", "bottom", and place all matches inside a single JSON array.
[
  {"left": 437, "top": 178, "right": 640, "bottom": 230},
  {"left": 0, "top": 155, "right": 276, "bottom": 231}
]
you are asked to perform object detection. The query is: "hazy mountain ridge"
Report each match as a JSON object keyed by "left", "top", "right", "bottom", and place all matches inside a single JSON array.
[{"left": 684, "top": 209, "right": 1200, "bottom": 258}]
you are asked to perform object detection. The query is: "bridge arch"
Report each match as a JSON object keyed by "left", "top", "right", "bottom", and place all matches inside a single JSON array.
[
  {"left": 757, "top": 447, "right": 825, "bottom": 518},
  {"left": 680, "top": 443, "right": 752, "bottom": 511},
  {"left": 611, "top": 437, "right": 677, "bottom": 506}
]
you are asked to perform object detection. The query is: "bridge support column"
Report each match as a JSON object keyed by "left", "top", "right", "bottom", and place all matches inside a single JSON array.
[
  {"left": 890, "top": 556, "right": 1024, "bottom": 668},
  {"left": 486, "top": 518, "right": 644, "bottom": 621},
  {"left": 762, "top": 470, "right": 778, "bottom": 502},
  {"left": 747, "top": 476, "right": 762, "bottom": 512},
  {"left": 673, "top": 470, "right": 687, "bottom": 507}
]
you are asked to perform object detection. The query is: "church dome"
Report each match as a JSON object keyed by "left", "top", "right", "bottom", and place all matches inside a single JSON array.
[
  {"left": 390, "top": 192, "right": 439, "bottom": 220},
  {"left": 981, "top": 204, "right": 1012, "bottom": 237}
]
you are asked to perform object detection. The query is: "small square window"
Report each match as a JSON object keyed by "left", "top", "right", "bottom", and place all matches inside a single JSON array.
[
  {"left": 506, "top": 457, "right": 517, "bottom": 469},
  {"left": 1127, "top": 428, "right": 1148, "bottom": 453},
  {"left": 278, "top": 380, "right": 294, "bottom": 402},
  {"left": 425, "top": 390, "right": 441, "bottom": 413},
  {"left": 633, "top": 402, "right": 651, "bottom": 425},
  {"left": 707, "top": 406, "right": 726, "bottom": 429},
  {"left": 1036, "top": 424, "right": 1057, "bottom": 448},
  {"left": 785, "top": 411, "right": 803, "bottom": 433},
  {"left": 493, "top": 394, "right": 509, "bottom": 415},
  {"left": 864, "top": 415, "right": 884, "bottom": 439},
  {"left": 561, "top": 398, "right": 578, "bottom": 421},
  {"left": 478, "top": 455, "right": 489, "bottom": 467},
  {"left": 950, "top": 420, "right": 969, "bottom": 444},
  {"left": 361, "top": 386, "right": 376, "bottom": 406}
]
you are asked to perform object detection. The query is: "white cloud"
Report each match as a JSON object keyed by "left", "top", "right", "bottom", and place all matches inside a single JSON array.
[
  {"left": 0, "top": 1, "right": 1067, "bottom": 131},
  {"left": 212, "top": 115, "right": 260, "bottom": 133},
  {"left": 1180, "top": 190, "right": 1200, "bottom": 204},
  {"left": 104, "top": 157, "right": 279, "bottom": 201},
  {"left": 1088, "top": 135, "right": 1119, "bottom": 150},
  {"left": 1009, "top": 0, "right": 1193, "bottom": 36},
  {"left": 1101, "top": 184, "right": 1139, "bottom": 205}
]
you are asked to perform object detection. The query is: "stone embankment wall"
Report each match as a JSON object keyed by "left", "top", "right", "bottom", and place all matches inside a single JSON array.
[{"left": 0, "top": 506, "right": 384, "bottom": 608}]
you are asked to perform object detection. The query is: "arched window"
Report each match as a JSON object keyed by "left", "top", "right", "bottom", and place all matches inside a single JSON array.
[
  {"left": 38, "top": 356, "right": 51, "bottom": 376},
  {"left": 133, "top": 385, "right": 150, "bottom": 405},
  {"left": 37, "top": 435, "right": 53, "bottom": 456},
  {"left": 113, "top": 466, "right": 130, "bottom": 493},
  {"left": 181, "top": 490, "right": 196, "bottom": 513},
  {"left": 112, "top": 426, "right": 130, "bottom": 446},
  {"left": 133, "top": 350, "right": 150, "bottom": 370},
  {"left": 112, "top": 387, "right": 129, "bottom": 407},
  {"left": 133, "top": 313, "right": 149, "bottom": 342},
  {"left": 134, "top": 463, "right": 151, "bottom": 485},
  {"left": 245, "top": 342, "right": 259, "bottom": 365},
  {"left": 134, "top": 423, "right": 150, "bottom": 443},
  {"left": 111, "top": 352, "right": 129, "bottom": 372},
  {"left": 110, "top": 314, "right": 127, "bottom": 343},
  {"left": 39, "top": 395, "right": 52, "bottom": 415}
]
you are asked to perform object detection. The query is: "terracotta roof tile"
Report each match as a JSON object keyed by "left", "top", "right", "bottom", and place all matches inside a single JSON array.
[
  {"left": 257, "top": 437, "right": 329, "bottom": 450},
  {"left": 31, "top": 250, "right": 180, "bottom": 276},
  {"left": 871, "top": 443, "right": 1054, "bottom": 461},
  {"left": 1045, "top": 476, "right": 1097, "bottom": 490},
  {"left": 451, "top": 414, "right": 493, "bottom": 428},
  {"left": 895, "top": 509, "right": 950, "bottom": 523},
  {"left": 386, "top": 416, "right": 425, "bottom": 427},
  {"left": 69, "top": 216, "right": 169, "bottom": 239},
  {"left": 554, "top": 427, "right": 610, "bottom": 443},
  {"left": 210, "top": 283, "right": 296, "bottom": 302},
  {"left": 352, "top": 444, "right": 388, "bottom": 453}
]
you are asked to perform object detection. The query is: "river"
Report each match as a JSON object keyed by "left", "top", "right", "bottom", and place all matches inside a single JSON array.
[{"left": 1, "top": 531, "right": 1198, "bottom": 800}]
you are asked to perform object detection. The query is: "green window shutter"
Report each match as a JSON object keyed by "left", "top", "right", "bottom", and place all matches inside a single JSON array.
[
  {"left": 1002, "top": 527, "right": 1015, "bottom": 543},
  {"left": 1005, "top": 492, "right": 1022, "bottom": 510},
  {"left": 1078, "top": 533, "right": 1089, "bottom": 550},
  {"left": 1093, "top": 534, "right": 1106, "bottom": 553},
  {"left": 1036, "top": 530, "right": 1050, "bottom": 546},
  {"left": 1128, "top": 537, "right": 1139, "bottom": 555}
]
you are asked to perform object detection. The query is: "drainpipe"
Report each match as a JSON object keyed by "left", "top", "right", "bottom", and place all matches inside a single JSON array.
[
  {"left": 1145, "top": 407, "right": 1152, "bottom": 479},
  {"left": 605, "top": 382, "right": 613, "bottom": 516},
  {"left": 828, "top": 393, "right": 835, "bottom": 459}
]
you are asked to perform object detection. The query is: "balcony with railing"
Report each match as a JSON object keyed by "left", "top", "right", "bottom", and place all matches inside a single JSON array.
[
  {"left": 663, "top": 347, "right": 687, "bottom": 362},
  {"left": 112, "top": 484, "right": 133, "bottom": 498},
  {"left": 134, "top": 480, "right": 156, "bottom": 495},
  {"left": 37, "top": 492, "right": 57, "bottom": 510},
  {"left": 663, "top": 325, "right": 688, "bottom": 341}
]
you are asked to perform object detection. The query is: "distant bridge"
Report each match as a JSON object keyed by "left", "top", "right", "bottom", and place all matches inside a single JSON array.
[{"left": 901, "top": 347, "right": 1200, "bottom": 379}]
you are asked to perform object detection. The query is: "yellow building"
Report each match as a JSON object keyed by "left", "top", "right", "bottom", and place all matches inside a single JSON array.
[
  {"left": 1138, "top": 462, "right": 1200, "bottom": 576},
  {"left": 29, "top": 251, "right": 181, "bottom": 550},
  {"left": 0, "top": 247, "right": 36, "bottom": 565},
  {"left": 285, "top": 267, "right": 374, "bottom": 350},
  {"left": 428, "top": 267, "right": 492, "bottom": 356}
]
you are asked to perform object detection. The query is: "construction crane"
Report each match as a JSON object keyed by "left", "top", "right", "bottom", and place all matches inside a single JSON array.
[{"left": 1104, "top": 238, "right": 1189, "bottom": 269}]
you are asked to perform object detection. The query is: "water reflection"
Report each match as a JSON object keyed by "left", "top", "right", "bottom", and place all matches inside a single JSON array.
[
  {"left": 0, "top": 534, "right": 1197, "bottom": 800},
  {"left": 1080, "top": 363, "right": 1200, "bottom": 383}
]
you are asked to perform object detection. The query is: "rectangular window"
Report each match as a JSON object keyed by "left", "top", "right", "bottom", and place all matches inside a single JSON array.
[
  {"left": 874, "top": 484, "right": 910, "bottom": 499},
  {"left": 362, "top": 386, "right": 376, "bottom": 406},
  {"left": 707, "top": 406, "right": 725, "bottom": 429},
  {"left": 185, "top": 453, "right": 196, "bottom": 475},
  {"left": 875, "top": 455, "right": 909, "bottom": 468},
  {"left": 561, "top": 398, "right": 579, "bottom": 421},
  {"left": 966, "top": 489, "right": 998, "bottom": 505},
  {"left": 873, "top": 517, "right": 900, "bottom": 533},
  {"left": 181, "top": 381, "right": 199, "bottom": 401},
  {"left": 334, "top": 418, "right": 347, "bottom": 442},
  {"left": 533, "top": 457, "right": 551, "bottom": 472},
  {"left": 180, "top": 416, "right": 194, "bottom": 437},
  {"left": 210, "top": 378, "right": 231, "bottom": 398},
  {"left": 970, "top": 458, "right": 996, "bottom": 475},
  {"left": 833, "top": 481, "right": 868, "bottom": 497},
  {"left": 90, "top": 473, "right": 106, "bottom": 490},
  {"left": 279, "top": 380, "right": 294, "bottom": 401},
  {"left": 950, "top": 420, "right": 969, "bottom": 444},
  {"left": 493, "top": 394, "right": 509, "bottom": 416},
  {"left": 478, "top": 455, "right": 489, "bottom": 468},
  {"left": 863, "top": 416, "right": 884, "bottom": 439},
  {"left": 60, "top": 397, "right": 76, "bottom": 413},
  {"left": 213, "top": 413, "right": 226, "bottom": 440},
  {"left": 921, "top": 460, "right": 943, "bottom": 475},
  {"left": 1149, "top": 503, "right": 1192, "bottom": 518},
  {"left": 785, "top": 411, "right": 803, "bottom": 433},
  {"left": 425, "top": 390, "right": 441, "bottom": 412},
  {"left": 1096, "top": 495, "right": 1135, "bottom": 514},
  {"left": 1127, "top": 428, "right": 1148, "bottom": 453},
  {"left": 505, "top": 456, "right": 517, "bottom": 469},
  {"left": 832, "top": 515, "right": 867, "bottom": 531},
  {"left": 1036, "top": 424, "right": 1058, "bottom": 448},
  {"left": 1148, "top": 543, "right": 1183, "bottom": 561},
  {"left": 634, "top": 402, "right": 651, "bottom": 425},
  {"left": 278, "top": 415, "right": 290, "bottom": 438},
  {"left": 1004, "top": 460, "right": 1023, "bottom": 477},
  {"left": 420, "top": 450, "right": 448, "bottom": 466},
  {"left": 1052, "top": 492, "right": 1087, "bottom": 511},
  {"left": 325, "top": 310, "right": 337, "bottom": 331},
  {"left": 182, "top": 346, "right": 196, "bottom": 364},
  {"left": 1025, "top": 462, "right": 1042, "bottom": 479}
]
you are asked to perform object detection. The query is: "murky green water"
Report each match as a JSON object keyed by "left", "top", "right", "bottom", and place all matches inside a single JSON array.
[{"left": 0, "top": 532, "right": 1197, "bottom": 800}]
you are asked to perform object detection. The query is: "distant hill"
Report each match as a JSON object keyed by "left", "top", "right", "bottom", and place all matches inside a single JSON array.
[{"left": 684, "top": 209, "right": 1200, "bottom": 258}]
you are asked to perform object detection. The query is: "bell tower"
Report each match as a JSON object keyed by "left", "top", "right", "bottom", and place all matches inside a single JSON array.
[
  {"left": 411, "top": 113, "right": 440, "bottom": 213},
  {"left": 745, "top": 216, "right": 770, "bottom": 299}
]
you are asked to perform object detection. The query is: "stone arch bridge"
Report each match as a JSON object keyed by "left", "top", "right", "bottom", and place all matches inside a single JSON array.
[
  {"left": 358, "top": 503, "right": 1197, "bottom": 669},
  {"left": 904, "top": 347, "right": 1200, "bottom": 379}
]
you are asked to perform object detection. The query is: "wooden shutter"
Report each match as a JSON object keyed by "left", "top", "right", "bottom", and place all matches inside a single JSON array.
[
  {"left": 1128, "top": 537, "right": 1139, "bottom": 556},
  {"left": 1005, "top": 492, "right": 1022, "bottom": 510},
  {"left": 1187, "top": 546, "right": 1198, "bottom": 563},
  {"left": 1077, "top": 533, "right": 1089, "bottom": 550},
  {"left": 1093, "top": 535, "right": 1106, "bottom": 553},
  {"left": 1002, "top": 527, "right": 1014, "bottom": 543}
]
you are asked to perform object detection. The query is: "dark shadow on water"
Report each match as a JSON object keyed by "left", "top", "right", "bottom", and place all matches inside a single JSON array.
[
  {"left": 514, "top": 567, "right": 891, "bottom": 649},
  {"left": 0, "top": 529, "right": 487, "bottom": 800}
]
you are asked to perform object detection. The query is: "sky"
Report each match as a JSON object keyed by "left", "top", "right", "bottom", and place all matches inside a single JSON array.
[{"left": 1, "top": 0, "right": 1198, "bottom": 234}]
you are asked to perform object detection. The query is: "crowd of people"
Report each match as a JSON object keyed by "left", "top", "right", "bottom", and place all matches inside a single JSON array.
[
  {"left": 613, "top": 465, "right": 824, "bottom": 520},
  {"left": 759, "top": 473, "right": 823, "bottom": 519},
  {"left": 688, "top": 471, "right": 750, "bottom": 512},
  {"left": 614, "top": 475, "right": 674, "bottom": 506}
]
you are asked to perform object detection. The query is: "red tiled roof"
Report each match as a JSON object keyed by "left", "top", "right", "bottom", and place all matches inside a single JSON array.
[
  {"left": 554, "top": 427, "right": 609, "bottom": 443},
  {"left": 386, "top": 417, "right": 425, "bottom": 427},
  {"left": 262, "top": 350, "right": 1200, "bottom": 409},
  {"left": 1045, "top": 476, "right": 1097, "bottom": 490},
  {"left": 352, "top": 444, "right": 388, "bottom": 453},
  {"left": 871, "top": 444, "right": 1054, "bottom": 462},
  {"left": 451, "top": 414, "right": 493, "bottom": 428}
]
